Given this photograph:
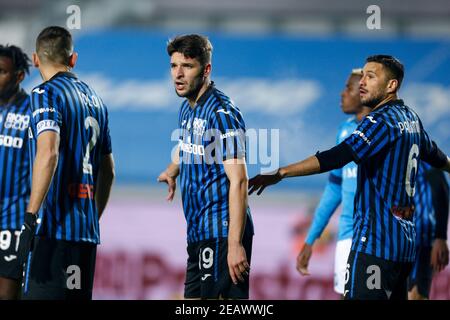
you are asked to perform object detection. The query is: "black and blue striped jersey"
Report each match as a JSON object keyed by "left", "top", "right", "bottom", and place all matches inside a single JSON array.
[
  {"left": 414, "top": 162, "right": 435, "bottom": 247},
  {"left": 29, "top": 72, "right": 112, "bottom": 244},
  {"left": 345, "top": 99, "right": 436, "bottom": 262},
  {"left": 414, "top": 161, "right": 449, "bottom": 247},
  {"left": 0, "top": 90, "right": 31, "bottom": 230},
  {"left": 178, "top": 82, "right": 253, "bottom": 243}
]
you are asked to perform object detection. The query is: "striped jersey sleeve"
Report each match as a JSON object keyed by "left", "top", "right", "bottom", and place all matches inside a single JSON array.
[
  {"left": 30, "top": 86, "right": 62, "bottom": 136},
  {"left": 344, "top": 115, "right": 390, "bottom": 163},
  {"left": 210, "top": 103, "right": 246, "bottom": 161}
]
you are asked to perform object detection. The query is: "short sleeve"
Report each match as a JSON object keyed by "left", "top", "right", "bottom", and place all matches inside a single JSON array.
[
  {"left": 30, "top": 86, "right": 62, "bottom": 136},
  {"left": 209, "top": 105, "right": 246, "bottom": 161},
  {"left": 344, "top": 115, "right": 390, "bottom": 163}
]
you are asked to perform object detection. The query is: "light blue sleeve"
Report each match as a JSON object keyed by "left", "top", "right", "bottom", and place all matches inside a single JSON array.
[
  {"left": 305, "top": 175, "right": 342, "bottom": 245},
  {"left": 305, "top": 123, "right": 345, "bottom": 245}
]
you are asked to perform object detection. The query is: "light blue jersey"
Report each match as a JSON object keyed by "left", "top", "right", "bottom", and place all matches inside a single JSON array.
[{"left": 305, "top": 116, "right": 358, "bottom": 244}]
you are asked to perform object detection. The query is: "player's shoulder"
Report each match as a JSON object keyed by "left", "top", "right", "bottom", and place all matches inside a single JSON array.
[
  {"left": 337, "top": 116, "right": 358, "bottom": 140},
  {"left": 342, "top": 115, "right": 358, "bottom": 128},
  {"left": 210, "top": 87, "right": 242, "bottom": 116},
  {"left": 360, "top": 112, "right": 384, "bottom": 127},
  {"left": 31, "top": 82, "right": 53, "bottom": 97}
]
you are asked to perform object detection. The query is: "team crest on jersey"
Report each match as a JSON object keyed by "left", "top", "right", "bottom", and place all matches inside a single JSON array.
[{"left": 193, "top": 117, "right": 206, "bottom": 136}]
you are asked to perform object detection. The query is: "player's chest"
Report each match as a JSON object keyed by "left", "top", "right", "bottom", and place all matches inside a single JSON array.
[
  {"left": 0, "top": 110, "right": 30, "bottom": 131},
  {"left": 0, "top": 110, "right": 29, "bottom": 149},
  {"left": 180, "top": 110, "right": 211, "bottom": 142}
]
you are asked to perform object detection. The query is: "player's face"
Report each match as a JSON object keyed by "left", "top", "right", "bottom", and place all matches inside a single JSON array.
[
  {"left": 170, "top": 52, "right": 206, "bottom": 99},
  {"left": 359, "top": 62, "right": 390, "bottom": 108},
  {"left": 341, "top": 74, "right": 362, "bottom": 114},
  {"left": 0, "top": 56, "right": 19, "bottom": 102}
]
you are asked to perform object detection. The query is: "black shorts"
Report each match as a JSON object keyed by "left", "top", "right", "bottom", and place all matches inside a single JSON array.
[
  {"left": 344, "top": 250, "right": 413, "bottom": 300},
  {"left": 0, "top": 229, "right": 22, "bottom": 280},
  {"left": 21, "top": 236, "right": 97, "bottom": 300},
  {"left": 184, "top": 234, "right": 253, "bottom": 299},
  {"left": 407, "top": 246, "right": 433, "bottom": 298}
]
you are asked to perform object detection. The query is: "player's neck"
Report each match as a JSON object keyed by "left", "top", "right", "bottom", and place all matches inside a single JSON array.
[
  {"left": 0, "top": 87, "right": 20, "bottom": 106},
  {"left": 187, "top": 79, "right": 211, "bottom": 108},
  {"left": 40, "top": 64, "right": 72, "bottom": 82},
  {"left": 373, "top": 94, "right": 397, "bottom": 111},
  {"left": 356, "top": 106, "right": 372, "bottom": 122}
]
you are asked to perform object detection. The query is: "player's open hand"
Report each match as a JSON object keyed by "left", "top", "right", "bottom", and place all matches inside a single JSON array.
[
  {"left": 157, "top": 170, "right": 177, "bottom": 201},
  {"left": 296, "top": 243, "right": 312, "bottom": 276},
  {"left": 431, "top": 238, "right": 449, "bottom": 273},
  {"left": 227, "top": 243, "right": 250, "bottom": 285},
  {"left": 248, "top": 170, "right": 283, "bottom": 195}
]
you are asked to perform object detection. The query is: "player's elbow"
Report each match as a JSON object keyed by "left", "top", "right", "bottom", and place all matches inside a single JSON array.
[
  {"left": 37, "top": 148, "right": 59, "bottom": 166},
  {"left": 107, "top": 166, "right": 116, "bottom": 184},
  {"left": 100, "top": 154, "right": 116, "bottom": 184},
  {"left": 229, "top": 175, "right": 249, "bottom": 190}
]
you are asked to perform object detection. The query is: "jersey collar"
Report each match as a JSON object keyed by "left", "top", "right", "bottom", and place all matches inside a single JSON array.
[
  {"left": 13, "top": 89, "right": 28, "bottom": 107},
  {"left": 3, "top": 89, "right": 28, "bottom": 109},
  {"left": 377, "top": 99, "right": 404, "bottom": 111},
  {"left": 49, "top": 71, "right": 77, "bottom": 81},
  {"left": 194, "top": 81, "right": 215, "bottom": 107}
]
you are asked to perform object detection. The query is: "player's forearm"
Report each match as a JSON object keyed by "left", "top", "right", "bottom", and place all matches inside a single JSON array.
[
  {"left": 279, "top": 155, "right": 321, "bottom": 178},
  {"left": 27, "top": 150, "right": 58, "bottom": 214},
  {"left": 428, "top": 168, "right": 450, "bottom": 240},
  {"left": 228, "top": 177, "right": 248, "bottom": 246},
  {"left": 167, "top": 145, "right": 180, "bottom": 178},
  {"left": 305, "top": 181, "right": 342, "bottom": 245},
  {"left": 440, "top": 156, "right": 450, "bottom": 174},
  {"left": 95, "top": 158, "right": 115, "bottom": 219},
  {"left": 166, "top": 162, "right": 180, "bottom": 178}
]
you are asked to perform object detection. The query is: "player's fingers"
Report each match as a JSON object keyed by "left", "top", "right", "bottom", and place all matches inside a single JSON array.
[
  {"left": 297, "top": 265, "right": 310, "bottom": 276},
  {"left": 234, "top": 266, "right": 244, "bottom": 282},
  {"left": 167, "top": 188, "right": 175, "bottom": 201},
  {"left": 238, "top": 263, "right": 247, "bottom": 275},
  {"left": 248, "top": 175, "right": 259, "bottom": 186},
  {"left": 256, "top": 185, "right": 266, "bottom": 196},
  {"left": 248, "top": 185, "right": 257, "bottom": 195},
  {"left": 441, "top": 249, "right": 449, "bottom": 263},
  {"left": 229, "top": 265, "right": 238, "bottom": 285},
  {"left": 157, "top": 176, "right": 166, "bottom": 183}
]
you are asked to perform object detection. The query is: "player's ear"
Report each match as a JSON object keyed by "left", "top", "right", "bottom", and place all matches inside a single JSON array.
[
  {"left": 68, "top": 52, "right": 78, "bottom": 68},
  {"left": 203, "top": 63, "right": 211, "bottom": 80},
  {"left": 15, "top": 70, "right": 25, "bottom": 85},
  {"left": 386, "top": 79, "right": 398, "bottom": 94},
  {"left": 32, "top": 53, "right": 40, "bottom": 68}
]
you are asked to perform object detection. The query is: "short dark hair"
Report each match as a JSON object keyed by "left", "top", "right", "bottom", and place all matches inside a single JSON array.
[
  {"left": 366, "top": 55, "right": 404, "bottom": 89},
  {"left": 0, "top": 44, "right": 31, "bottom": 74},
  {"left": 167, "top": 34, "right": 213, "bottom": 66},
  {"left": 36, "top": 26, "right": 73, "bottom": 65}
]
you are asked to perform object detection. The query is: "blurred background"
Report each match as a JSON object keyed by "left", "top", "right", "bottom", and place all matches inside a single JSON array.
[{"left": 1, "top": 0, "right": 450, "bottom": 299}]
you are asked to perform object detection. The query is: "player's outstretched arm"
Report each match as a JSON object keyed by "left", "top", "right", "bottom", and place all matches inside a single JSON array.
[
  {"left": 248, "top": 155, "right": 320, "bottom": 196},
  {"left": 249, "top": 142, "right": 355, "bottom": 196},
  {"left": 224, "top": 158, "right": 251, "bottom": 285},
  {"left": 96, "top": 153, "right": 115, "bottom": 219},
  {"left": 441, "top": 156, "right": 450, "bottom": 174}
]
